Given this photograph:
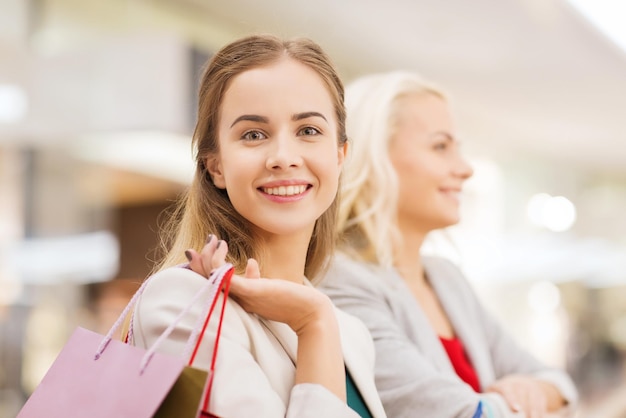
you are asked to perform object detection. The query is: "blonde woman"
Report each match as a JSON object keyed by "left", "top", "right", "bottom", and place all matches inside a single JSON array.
[{"left": 319, "top": 71, "right": 577, "bottom": 418}]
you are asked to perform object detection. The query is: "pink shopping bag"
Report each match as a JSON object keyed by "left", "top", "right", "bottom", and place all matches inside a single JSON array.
[{"left": 17, "top": 263, "right": 234, "bottom": 418}]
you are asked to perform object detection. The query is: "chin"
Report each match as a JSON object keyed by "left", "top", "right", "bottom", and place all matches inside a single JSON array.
[
  {"left": 253, "top": 219, "right": 317, "bottom": 238},
  {"left": 433, "top": 213, "right": 461, "bottom": 229},
  {"left": 443, "top": 216, "right": 461, "bottom": 228}
]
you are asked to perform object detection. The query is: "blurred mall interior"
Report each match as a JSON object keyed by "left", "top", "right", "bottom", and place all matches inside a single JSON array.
[{"left": 1, "top": 0, "right": 626, "bottom": 416}]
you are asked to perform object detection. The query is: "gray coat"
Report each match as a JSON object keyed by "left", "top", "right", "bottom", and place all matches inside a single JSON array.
[{"left": 319, "top": 254, "right": 578, "bottom": 418}]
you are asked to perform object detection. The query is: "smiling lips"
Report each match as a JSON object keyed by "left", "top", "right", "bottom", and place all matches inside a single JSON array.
[
  {"left": 440, "top": 188, "right": 461, "bottom": 203},
  {"left": 262, "top": 185, "right": 308, "bottom": 196}
]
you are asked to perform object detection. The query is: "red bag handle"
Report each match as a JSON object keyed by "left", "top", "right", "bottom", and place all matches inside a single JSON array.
[{"left": 189, "top": 266, "right": 234, "bottom": 417}]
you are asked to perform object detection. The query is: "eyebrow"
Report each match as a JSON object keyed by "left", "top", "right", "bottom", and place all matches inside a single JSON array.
[
  {"left": 292, "top": 111, "right": 327, "bottom": 122},
  {"left": 431, "top": 131, "right": 455, "bottom": 141},
  {"left": 230, "top": 112, "right": 328, "bottom": 128},
  {"left": 230, "top": 114, "right": 269, "bottom": 128}
]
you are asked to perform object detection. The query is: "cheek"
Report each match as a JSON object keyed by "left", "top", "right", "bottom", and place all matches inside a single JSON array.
[
  {"left": 393, "top": 155, "right": 426, "bottom": 185},
  {"left": 317, "top": 159, "right": 340, "bottom": 190},
  {"left": 220, "top": 148, "right": 257, "bottom": 182},
  {"left": 394, "top": 159, "right": 441, "bottom": 208}
]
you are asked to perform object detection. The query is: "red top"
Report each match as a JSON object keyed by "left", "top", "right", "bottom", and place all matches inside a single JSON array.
[{"left": 439, "top": 336, "right": 481, "bottom": 392}]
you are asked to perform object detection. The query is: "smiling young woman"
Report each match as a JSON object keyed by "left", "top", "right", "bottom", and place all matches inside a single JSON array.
[
  {"left": 129, "top": 35, "right": 386, "bottom": 418},
  {"left": 208, "top": 57, "right": 345, "bottom": 251}
]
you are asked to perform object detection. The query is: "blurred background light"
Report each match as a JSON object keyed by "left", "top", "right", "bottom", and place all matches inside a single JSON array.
[
  {"left": 567, "top": 0, "right": 626, "bottom": 53},
  {"left": 73, "top": 130, "right": 194, "bottom": 184},
  {"left": 9, "top": 231, "right": 120, "bottom": 284},
  {"left": 527, "top": 193, "right": 553, "bottom": 226},
  {"left": 542, "top": 196, "right": 577, "bottom": 232},
  {"left": 0, "top": 84, "right": 29, "bottom": 124},
  {"left": 528, "top": 280, "right": 561, "bottom": 314},
  {"left": 0, "top": 276, "right": 23, "bottom": 305},
  {"left": 527, "top": 193, "right": 577, "bottom": 232}
]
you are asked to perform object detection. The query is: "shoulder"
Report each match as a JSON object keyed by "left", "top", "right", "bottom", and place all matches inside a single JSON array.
[
  {"left": 134, "top": 266, "right": 254, "bottom": 349},
  {"left": 135, "top": 267, "right": 211, "bottom": 319},
  {"left": 139, "top": 267, "right": 246, "bottom": 315},
  {"left": 141, "top": 266, "right": 209, "bottom": 301},
  {"left": 423, "top": 256, "right": 472, "bottom": 288},
  {"left": 423, "top": 255, "right": 464, "bottom": 276},
  {"left": 320, "top": 253, "right": 393, "bottom": 291},
  {"left": 326, "top": 253, "right": 377, "bottom": 277},
  {"left": 423, "top": 256, "right": 483, "bottom": 309}
]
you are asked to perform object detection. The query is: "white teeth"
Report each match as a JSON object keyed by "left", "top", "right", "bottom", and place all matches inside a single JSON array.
[{"left": 262, "top": 185, "right": 307, "bottom": 196}]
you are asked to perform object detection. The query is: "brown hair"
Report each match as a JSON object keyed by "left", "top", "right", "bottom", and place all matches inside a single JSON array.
[{"left": 155, "top": 34, "right": 347, "bottom": 280}]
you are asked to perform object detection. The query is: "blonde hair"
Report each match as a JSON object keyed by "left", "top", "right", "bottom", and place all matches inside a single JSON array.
[
  {"left": 339, "top": 71, "right": 445, "bottom": 267},
  {"left": 155, "top": 34, "right": 347, "bottom": 279}
]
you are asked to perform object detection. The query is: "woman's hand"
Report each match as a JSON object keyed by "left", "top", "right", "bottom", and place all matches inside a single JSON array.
[
  {"left": 485, "top": 375, "right": 565, "bottom": 418},
  {"left": 185, "top": 234, "right": 230, "bottom": 279},
  {"left": 185, "top": 236, "right": 336, "bottom": 333},
  {"left": 185, "top": 236, "right": 346, "bottom": 400}
]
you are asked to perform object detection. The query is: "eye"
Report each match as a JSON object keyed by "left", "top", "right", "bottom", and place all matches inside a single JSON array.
[
  {"left": 433, "top": 141, "right": 448, "bottom": 151},
  {"left": 298, "top": 126, "right": 321, "bottom": 136},
  {"left": 241, "top": 130, "right": 267, "bottom": 141},
  {"left": 432, "top": 133, "right": 454, "bottom": 152}
]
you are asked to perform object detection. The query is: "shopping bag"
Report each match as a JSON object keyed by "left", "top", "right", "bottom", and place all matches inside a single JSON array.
[
  {"left": 155, "top": 366, "right": 208, "bottom": 418},
  {"left": 17, "top": 263, "right": 235, "bottom": 418}
]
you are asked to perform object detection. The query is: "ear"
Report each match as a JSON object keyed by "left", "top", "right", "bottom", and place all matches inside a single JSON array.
[
  {"left": 337, "top": 141, "right": 348, "bottom": 168},
  {"left": 205, "top": 156, "right": 226, "bottom": 189}
]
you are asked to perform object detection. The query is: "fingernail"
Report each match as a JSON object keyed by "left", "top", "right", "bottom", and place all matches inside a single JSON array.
[
  {"left": 216, "top": 240, "right": 222, "bottom": 249},
  {"left": 184, "top": 250, "right": 192, "bottom": 261},
  {"left": 512, "top": 403, "right": 521, "bottom": 412},
  {"left": 205, "top": 234, "right": 214, "bottom": 244}
]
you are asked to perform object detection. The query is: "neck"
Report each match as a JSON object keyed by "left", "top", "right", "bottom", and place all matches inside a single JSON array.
[
  {"left": 257, "top": 228, "right": 313, "bottom": 283},
  {"left": 394, "top": 223, "right": 428, "bottom": 286}
]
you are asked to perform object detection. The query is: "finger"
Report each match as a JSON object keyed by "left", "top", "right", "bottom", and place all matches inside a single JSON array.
[
  {"left": 512, "top": 386, "right": 526, "bottom": 415},
  {"left": 245, "top": 258, "right": 261, "bottom": 279},
  {"left": 517, "top": 382, "right": 544, "bottom": 418},
  {"left": 486, "top": 384, "right": 519, "bottom": 413},
  {"left": 521, "top": 394, "right": 535, "bottom": 418},
  {"left": 199, "top": 235, "right": 219, "bottom": 275},
  {"left": 185, "top": 249, "right": 207, "bottom": 276},
  {"left": 511, "top": 402, "right": 523, "bottom": 414},
  {"left": 513, "top": 386, "right": 537, "bottom": 418},
  {"left": 527, "top": 388, "right": 547, "bottom": 418},
  {"left": 211, "top": 239, "right": 229, "bottom": 268},
  {"left": 506, "top": 395, "right": 522, "bottom": 414}
]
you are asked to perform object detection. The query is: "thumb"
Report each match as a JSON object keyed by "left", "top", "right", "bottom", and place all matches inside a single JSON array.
[{"left": 245, "top": 258, "right": 261, "bottom": 279}]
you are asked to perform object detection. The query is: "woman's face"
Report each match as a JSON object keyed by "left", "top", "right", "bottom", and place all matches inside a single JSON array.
[
  {"left": 389, "top": 93, "right": 473, "bottom": 233},
  {"left": 208, "top": 57, "right": 346, "bottom": 239}
]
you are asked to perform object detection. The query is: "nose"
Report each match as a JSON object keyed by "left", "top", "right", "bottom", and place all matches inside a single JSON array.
[
  {"left": 265, "top": 133, "right": 303, "bottom": 170},
  {"left": 453, "top": 153, "right": 474, "bottom": 180}
]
